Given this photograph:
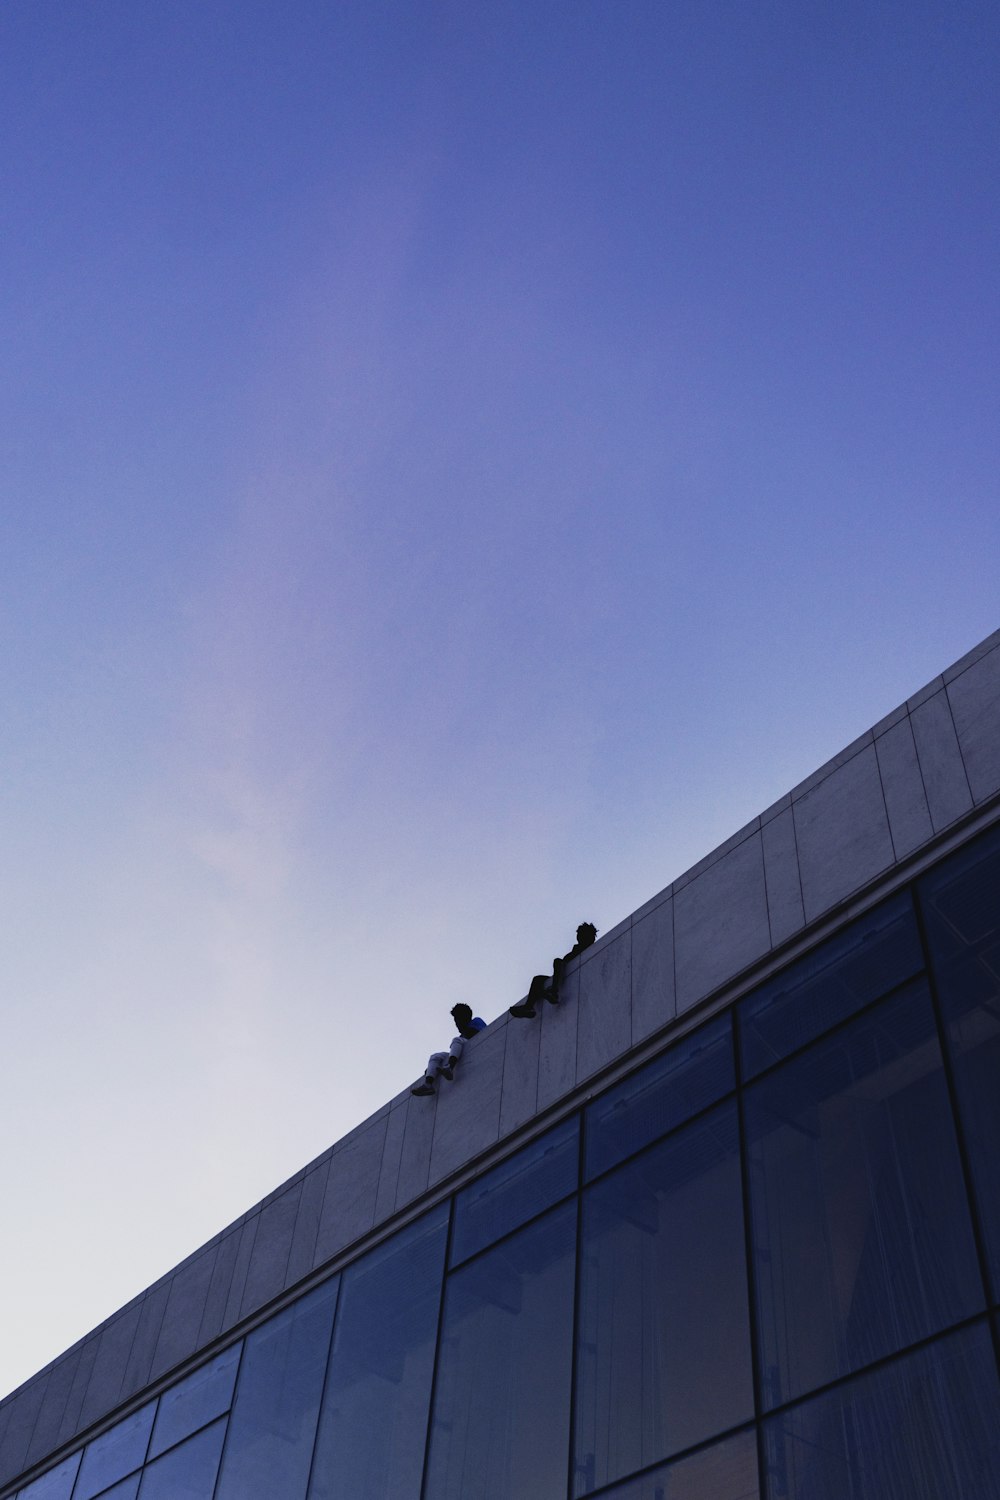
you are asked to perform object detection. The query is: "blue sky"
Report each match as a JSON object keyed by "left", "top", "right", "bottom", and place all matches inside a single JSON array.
[{"left": 1, "top": 0, "right": 997, "bottom": 1398}]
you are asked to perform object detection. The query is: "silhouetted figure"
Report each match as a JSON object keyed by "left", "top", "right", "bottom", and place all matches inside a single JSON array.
[
  {"left": 510, "top": 923, "right": 598, "bottom": 1018},
  {"left": 412, "top": 1003, "right": 486, "bottom": 1096}
]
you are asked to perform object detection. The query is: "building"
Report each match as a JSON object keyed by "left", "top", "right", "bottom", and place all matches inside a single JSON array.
[{"left": 2, "top": 629, "right": 1000, "bottom": 1500}]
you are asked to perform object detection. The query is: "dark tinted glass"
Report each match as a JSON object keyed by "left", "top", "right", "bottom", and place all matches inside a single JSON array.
[
  {"left": 91, "top": 1478, "right": 140, "bottom": 1500},
  {"left": 148, "top": 1342, "right": 241, "bottom": 1459},
  {"left": 763, "top": 1322, "right": 1000, "bottom": 1500},
  {"left": 214, "top": 1278, "right": 338, "bottom": 1500},
  {"left": 452, "top": 1116, "right": 577, "bottom": 1265},
  {"left": 137, "top": 1419, "right": 225, "bottom": 1500},
  {"left": 586, "top": 1013, "right": 734, "bottom": 1181},
  {"left": 16, "top": 1452, "right": 81, "bottom": 1500},
  {"left": 308, "top": 1205, "right": 448, "bottom": 1500},
  {"left": 424, "top": 1200, "right": 577, "bottom": 1500},
  {"left": 575, "top": 1102, "right": 753, "bottom": 1496},
  {"left": 746, "top": 984, "right": 983, "bottom": 1408},
  {"left": 919, "top": 822, "right": 1000, "bottom": 1295},
  {"left": 739, "top": 892, "right": 922, "bottom": 1079},
  {"left": 75, "top": 1404, "right": 155, "bottom": 1500},
  {"left": 599, "top": 1429, "right": 759, "bottom": 1500}
]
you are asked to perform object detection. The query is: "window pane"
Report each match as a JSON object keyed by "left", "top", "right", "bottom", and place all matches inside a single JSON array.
[
  {"left": 575, "top": 1103, "right": 753, "bottom": 1496},
  {"left": 91, "top": 1478, "right": 140, "bottom": 1500},
  {"left": 598, "top": 1429, "right": 759, "bottom": 1500},
  {"left": 746, "top": 984, "right": 984, "bottom": 1409},
  {"left": 919, "top": 822, "right": 1000, "bottom": 1295},
  {"left": 763, "top": 1322, "right": 1000, "bottom": 1500},
  {"left": 138, "top": 1417, "right": 226, "bottom": 1500},
  {"left": 424, "top": 1200, "right": 576, "bottom": 1500},
  {"left": 308, "top": 1205, "right": 448, "bottom": 1500},
  {"left": 586, "top": 1014, "right": 734, "bottom": 1181},
  {"left": 148, "top": 1342, "right": 241, "bottom": 1458},
  {"left": 75, "top": 1404, "right": 155, "bottom": 1500},
  {"left": 452, "top": 1117, "right": 578, "bottom": 1265},
  {"left": 15, "top": 1452, "right": 81, "bottom": 1500},
  {"left": 214, "top": 1278, "right": 338, "bottom": 1500},
  {"left": 739, "top": 892, "right": 922, "bottom": 1079}
]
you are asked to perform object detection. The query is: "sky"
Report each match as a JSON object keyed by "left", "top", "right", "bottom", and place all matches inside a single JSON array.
[{"left": 1, "top": 0, "right": 998, "bottom": 1400}]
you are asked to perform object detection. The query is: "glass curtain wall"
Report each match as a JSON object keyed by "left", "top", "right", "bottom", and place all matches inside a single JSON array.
[{"left": 13, "top": 823, "right": 1000, "bottom": 1500}]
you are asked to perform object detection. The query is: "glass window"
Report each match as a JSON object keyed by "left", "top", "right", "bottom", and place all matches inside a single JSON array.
[
  {"left": 745, "top": 984, "right": 984, "bottom": 1409},
  {"left": 15, "top": 1452, "right": 81, "bottom": 1500},
  {"left": 575, "top": 1102, "right": 753, "bottom": 1496},
  {"left": 75, "top": 1404, "right": 156, "bottom": 1500},
  {"left": 452, "top": 1117, "right": 578, "bottom": 1265},
  {"left": 148, "top": 1342, "right": 241, "bottom": 1459},
  {"left": 214, "top": 1278, "right": 339, "bottom": 1500},
  {"left": 763, "top": 1322, "right": 1000, "bottom": 1499},
  {"left": 137, "top": 1417, "right": 226, "bottom": 1500},
  {"left": 308, "top": 1205, "right": 448, "bottom": 1500},
  {"left": 597, "top": 1429, "right": 759, "bottom": 1500},
  {"left": 586, "top": 1014, "right": 734, "bottom": 1182},
  {"left": 919, "top": 822, "right": 1000, "bottom": 1296},
  {"left": 739, "top": 892, "right": 922, "bottom": 1080},
  {"left": 90, "top": 1478, "right": 140, "bottom": 1500},
  {"left": 424, "top": 1200, "right": 577, "bottom": 1500}
]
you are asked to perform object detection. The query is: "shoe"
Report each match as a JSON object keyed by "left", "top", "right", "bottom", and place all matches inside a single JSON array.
[
  {"left": 510, "top": 1002, "right": 537, "bottom": 1019},
  {"left": 411, "top": 1080, "right": 435, "bottom": 1096},
  {"left": 441, "top": 1063, "right": 455, "bottom": 1081}
]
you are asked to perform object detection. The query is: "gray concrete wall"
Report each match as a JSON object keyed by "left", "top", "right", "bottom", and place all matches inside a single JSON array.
[{"left": 3, "top": 627, "right": 1000, "bottom": 1494}]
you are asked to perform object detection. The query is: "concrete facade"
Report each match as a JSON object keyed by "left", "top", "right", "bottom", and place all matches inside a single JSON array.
[{"left": 2, "top": 626, "right": 1000, "bottom": 1496}]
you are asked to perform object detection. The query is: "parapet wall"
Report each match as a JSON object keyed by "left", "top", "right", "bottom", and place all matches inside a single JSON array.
[{"left": 2, "top": 627, "right": 999, "bottom": 1492}]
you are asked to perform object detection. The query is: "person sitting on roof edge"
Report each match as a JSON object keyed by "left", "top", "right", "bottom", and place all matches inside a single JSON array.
[
  {"left": 510, "top": 923, "right": 598, "bottom": 1019},
  {"left": 411, "top": 1003, "right": 486, "bottom": 1096}
]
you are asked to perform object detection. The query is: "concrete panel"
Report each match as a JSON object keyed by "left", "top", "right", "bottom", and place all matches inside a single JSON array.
[
  {"left": 78, "top": 1301, "right": 142, "bottom": 1429},
  {"left": 631, "top": 899, "right": 676, "bottom": 1044},
  {"left": 149, "top": 1247, "right": 218, "bottom": 1382},
  {"left": 0, "top": 1375, "right": 47, "bottom": 1484},
  {"left": 762, "top": 808, "right": 805, "bottom": 946},
  {"left": 196, "top": 1226, "right": 244, "bottom": 1348},
  {"left": 674, "top": 835, "right": 770, "bottom": 1011},
  {"left": 536, "top": 968, "right": 579, "bottom": 1112},
  {"left": 499, "top": 1011, "right": 541, "bottom": 1136},
  {"left": 794, "top": 746, "right": 895, "bottom": 921},
  {"left": 911, "top": 689, "right": 973, "bottom": 831},
  {"left": 908, "top": 675, "right": 945, "bottom": 711},
  {"left": 672, "top": 819, "right": 760, "bottom": 893},
  {"left": 791, "top": 731, "right": 874, "bottom": 800},
  {"left": 374, "top": 1101, "right": 407, "bottom": 1224},
  {"left": 943, "top": 627, "right": 1000, "bottom": 683},
  {"left": 948, "top": 644, "right": 1000, "bottom": 804},
  {"left": 55, "top": 1336, "right": 100, "bottom": 1447},
  {"left": 429, "top": 1025, "right": 506, "bottom": 1185},
  {"left": 285, "top": 1159, "right": 331, "bottom": 1288},
  {"left": 313, "top": 1115, "right": 388, "bottom": 1264},
  {"left": 222, "top": 1216, "right": 259, "bottom": 1329},
  {"left": 875, "top": 717, "right": 933, "bottom": 859},
  {"left": 240, "top": 1181, "right": 302, "bottom": 1317},
  {"left": 23, "top": 1347, "right": 80, "bottom": 1469},
  {"left": 394, "top": 1091, "right": 436, "bottom": 1211},
  {"left": 576, "top": 933, "right": 631, "bottom": 1084},
  {"left": 119, "top": 1281, "right": 171, "bottom": 1401}
]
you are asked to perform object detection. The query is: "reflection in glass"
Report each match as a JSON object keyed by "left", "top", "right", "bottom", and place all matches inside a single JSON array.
[
  {"left": 308, "top": 1206, "right": 448, "bottom": 1500},
  {"left": 586, "top": 1014, "right": 734, "bottom": 1181},
  {"left": 214, "top": 1278, "right": 338, "bottom": 1500},
  {"left": 15, "top": 1451, "right": 81, "bottom": 1500},
  {"left": 424, "top": 1201, "right": 576, "bottom": 1500},
  {"left": 75, "top": 1403, "right": 155, "bottom": 1500},
  {"left": 452, "top": 1117, "right": 577, "bottom": 1265},
  {"left": 575, "top": 1103, "right": 753, "bottom": 1495},
  {"left": 147, "top": 1342, "right": 240, "bottom": 1459},
  {"left": 746, "top": 985, "right": 983, "bottom": 1408},
  {"left": 137, "top": 1417, "right": 225, "bottom": 1500},
  {"left": 739, "top": 892, "right": 922, "bottom": 1079},
  {"left": 599, "top": 1429, "right": 759, "bottom": 1500},
  {"left": 89, "top": 1477, "right": 140, "bottom": 1500},
  {"left": 919, "top": 822, "right": 1000, "bottom": 1295},
  {"left": 763, "top": 1322, "right": 1000, "bottom": 1499}
]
